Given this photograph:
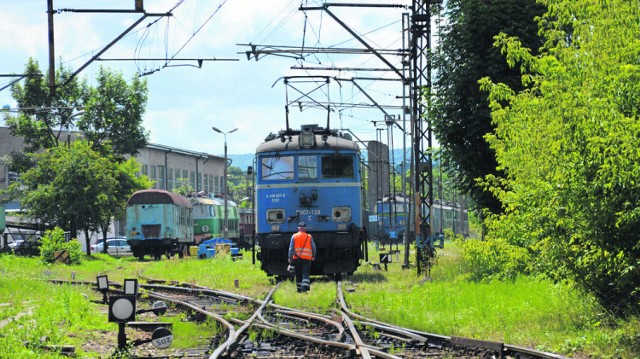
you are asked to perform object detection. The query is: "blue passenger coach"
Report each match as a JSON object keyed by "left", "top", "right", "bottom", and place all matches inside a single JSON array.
[
  {"left": 255, "top": 125, "right": 367, "bottom": 278},
  {"left": 126, "top": 189, "right": 194, "bottom": 260}
]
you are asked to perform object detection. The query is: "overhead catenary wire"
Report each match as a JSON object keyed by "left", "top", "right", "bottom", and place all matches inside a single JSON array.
[
  {"left": 129, "top": 0, "right": 231, "bottom": 76},
  {"left": 238, "top": 0, "right": 414, "bottom": 156},
  {"left": 51, "top": 0, "right": 234, "bottom": 82},
  {"left": 167, "top": 0, "right": 228, "bottom": 65}
]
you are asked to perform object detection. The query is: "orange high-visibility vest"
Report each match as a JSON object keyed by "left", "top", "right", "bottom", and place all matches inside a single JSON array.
[{"left": 292, "top": 232, "right": 313, "bottom": 260}]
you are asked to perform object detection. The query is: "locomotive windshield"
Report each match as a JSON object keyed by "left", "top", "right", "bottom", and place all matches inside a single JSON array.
[
  {"left": 261, "top": 155, "right": 294, "bottom": 180},
  {"left": 260, "top": 153, "right": 355, "bottom": 180},
  {"left": 376, "top": 202, "right": 407, "bottom": 214},
  {"left": 193, "top": 204, "right": 215, "bottom": 217},
  {"left": 298, "top": 155, "right": 318, "bottom": 179},
  {"left": 321, "top": 155, "right": 354, "bottom": 178}
]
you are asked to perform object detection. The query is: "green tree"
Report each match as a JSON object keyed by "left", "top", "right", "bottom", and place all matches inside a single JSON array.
[
  {"left": 431, "top": 0, "right": 545, "bottom": 214},
  {"left": 17, "top": 141, "right": 151, "bottom": 255},
  {"left": 227, "top": 165, "right": 251, "bottom": 204},
  {"left": 480, "top": 0, "right": 640, "bottom": 313},
  {"left": 80, "top": 66, "right": 149, "bottom": 157},
  {"left": 6, "top": 59, "right": 86, "bottom": 156},
  {"left": 227, "top": 166, "right": 245, "bottom": 187},
  {"left": 3, "top": 60, "right": 150, "bottom": 241},
  {"left": 173, "top": 178, "right": 194, "bottom": 196},
  {"left": 5, "top": 59, "right": 149, "bottom": 158}
]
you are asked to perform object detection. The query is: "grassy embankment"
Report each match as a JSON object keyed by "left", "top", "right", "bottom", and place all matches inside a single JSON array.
[{"left": 0, "top": 240, "right": 638, "bottom": 358}]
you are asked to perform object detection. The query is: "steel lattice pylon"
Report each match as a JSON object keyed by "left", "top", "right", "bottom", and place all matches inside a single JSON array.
[{"left": 410, "top": 0, "right": 437, "bottom": 275}]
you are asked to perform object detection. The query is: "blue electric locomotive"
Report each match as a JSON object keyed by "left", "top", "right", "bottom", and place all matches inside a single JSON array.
[
  {"left": 255, "top": 124, "right": 367, "bottom": 278},
  {"left": 126, "top": 189, "right": 194, "bottom": 260},
  {"left": 374, "top": 195, "right": 470, "bottom": 245},
  {"left": 375, "top": 195, "right": 409, "bottom": 244}
]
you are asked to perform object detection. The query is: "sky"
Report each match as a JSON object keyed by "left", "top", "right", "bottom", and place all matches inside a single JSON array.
[{"left": 0, "top": 0, "right": 425, "bottom": 156}]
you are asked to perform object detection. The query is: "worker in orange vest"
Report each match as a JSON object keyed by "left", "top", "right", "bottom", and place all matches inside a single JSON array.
[{"left": 288, "top": 222, "right": 316, "bottom": 292}]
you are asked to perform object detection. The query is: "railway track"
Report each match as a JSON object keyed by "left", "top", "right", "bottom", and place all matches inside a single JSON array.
[{"left": 50, "top": 278, "right": 567, "bottom": 358}]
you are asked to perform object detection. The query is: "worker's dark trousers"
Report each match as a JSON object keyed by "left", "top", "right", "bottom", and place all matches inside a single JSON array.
[{"left": 294, "top": 260, "right": 312, "bottom": 292}]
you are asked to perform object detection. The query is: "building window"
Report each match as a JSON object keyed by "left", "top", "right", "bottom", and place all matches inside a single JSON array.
[
  {"left": 157, "top": 165, "right": 165, "bottom": 190},
  {"left": 190, "top": 171, "right": 195, "bottom": 190},
  {"left": 150, "top": 166, "right": 157, "bottom": 188},
  {"left": 142, "top": 164, "right": 148, "bottom": 176},
  {"left": 197, "top": 172, "right": 203, "bottom": 191},
  {"left": 209, "top": 174, "right": 214, "bottom": 193},
  {"left": 168, "top": 167, "right": 173, "bottom": 189}
]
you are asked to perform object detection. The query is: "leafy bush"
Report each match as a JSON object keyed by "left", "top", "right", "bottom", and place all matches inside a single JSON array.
[
  {"left": 39, "top": 227, "right": 82, "bottom": 264},
  {"left": 459, "top": 237, "right": 531, "bottom": 281},
  {"left": 478, "top": 0, "right": 640, "bottom": 313},
  {"left": 443, "top": 228, "right": 465, "bottom": 242}
]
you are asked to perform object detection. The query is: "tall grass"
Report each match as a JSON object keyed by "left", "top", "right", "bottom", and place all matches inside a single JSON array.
[
  {"left": 342, "top": 241, "right": 640, "bottom": 358},
  {"left": 0, "top": 255, "right": 112, "bottom": 358},
  {"left": 1, "top": 242, "right": 639, "bottom": 358},
  {"left": 0, "top": 251, "right": 270, "bottom": 358},
  {"left": 139, "top": 251, "right": 272, "bottom": 296},
  {"left": 272, "top": 278, "right": 339, "bottom": 314}
]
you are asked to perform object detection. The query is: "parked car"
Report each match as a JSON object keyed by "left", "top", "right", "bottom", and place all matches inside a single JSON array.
[
  {"left": 8, "top": 240, "right": 24, "bottom": 249},
  {"left": 90, "top": 238, "right": 132, "bottom": 257},
  {"left": 8, "top": 237, "right": 41, "bottom": 256}
]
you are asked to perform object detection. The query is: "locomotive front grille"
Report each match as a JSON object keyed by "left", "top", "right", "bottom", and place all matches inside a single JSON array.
[{"left": 142, "top": 224, "right": 161, "bottom": 239}]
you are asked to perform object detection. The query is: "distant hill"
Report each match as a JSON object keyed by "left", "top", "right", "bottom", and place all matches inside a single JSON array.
[{"left": 227, "top": 154, "right": 255, "bottom": 172}]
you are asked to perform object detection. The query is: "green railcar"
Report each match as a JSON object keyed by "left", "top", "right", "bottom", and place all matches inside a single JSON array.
[{"left": 191, "top": 194, "right": 239, "bottom": 243}]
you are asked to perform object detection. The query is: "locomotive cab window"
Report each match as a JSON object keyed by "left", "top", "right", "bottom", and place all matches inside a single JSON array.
[
  {"left": 193, "top": 204, "right": 215, "bottom": 217},
  {"left": 298, "top": 155, "right": 318, "bottom": 179},
  {"left": 321, "top": 155, "right": 354, "bottom": 178},
  {"left": 394, "top": 203, "right": 407, "bottom": 213},
  {"left": 261, "top": 155, "right": 294, "bottom": 180}
]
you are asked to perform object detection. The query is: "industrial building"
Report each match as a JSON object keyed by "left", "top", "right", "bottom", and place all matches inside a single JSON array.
[{"left": 0, "top": 126, "right": 226, "bottom": 245}]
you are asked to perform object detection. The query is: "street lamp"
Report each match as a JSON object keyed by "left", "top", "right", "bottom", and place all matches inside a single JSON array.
[{"left": 212, "top": 126, "right": 238, "bottom": 239}]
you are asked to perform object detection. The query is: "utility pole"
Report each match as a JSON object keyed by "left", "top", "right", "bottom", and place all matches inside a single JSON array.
[{"left": 47, "top": 0, "right": 56, "bottom": 97}]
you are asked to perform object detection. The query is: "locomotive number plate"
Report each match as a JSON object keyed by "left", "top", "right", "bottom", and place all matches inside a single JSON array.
[{"left": 296, "top": 209, "right": 321, "bottom": 215}]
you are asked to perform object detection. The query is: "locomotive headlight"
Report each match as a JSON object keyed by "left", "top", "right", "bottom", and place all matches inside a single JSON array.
[
  {"left": 267, "top": 209, "right": 285, "bottom": 224},
  {"left": 299, "top": 130, "right": 316, "bottom": 149},
  {"left": 332, "top": 207, "right": 351, "bottom": 222}
]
